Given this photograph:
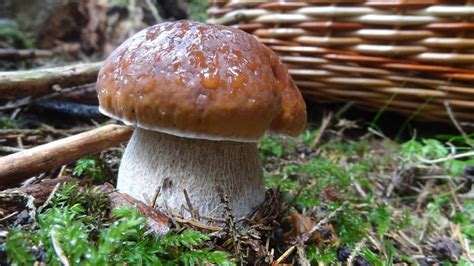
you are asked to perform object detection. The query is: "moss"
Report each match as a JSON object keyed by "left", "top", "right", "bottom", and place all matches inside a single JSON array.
[{"left": 3, "top": 183, "right": 233, "bottom": 265}]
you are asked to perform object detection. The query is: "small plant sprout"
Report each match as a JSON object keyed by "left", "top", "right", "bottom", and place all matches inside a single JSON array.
[{"left": 73, "top": 156, "right": 108, "bottom": 183}]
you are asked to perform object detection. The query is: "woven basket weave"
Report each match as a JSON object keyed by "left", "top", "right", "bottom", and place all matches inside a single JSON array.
[{"left": 207, "top": 0, "right": 474, "bottom": 123}]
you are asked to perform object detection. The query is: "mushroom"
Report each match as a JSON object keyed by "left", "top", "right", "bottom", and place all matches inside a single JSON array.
[{"left": 96, "top": 21, "right": 306, "bottom": 219}]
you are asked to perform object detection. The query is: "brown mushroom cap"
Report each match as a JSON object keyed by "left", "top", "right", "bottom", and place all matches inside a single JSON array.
[{"left": 97, "top": 21, "right": 306, "bottom": 141}]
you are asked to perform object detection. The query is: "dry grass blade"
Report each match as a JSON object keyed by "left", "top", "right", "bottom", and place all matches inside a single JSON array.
[
  {"left": 274, "top": 245, "right": 295, "bottom": 264},
  {"left": 183, "top": 189, "right": 199, "bottom": 220},
  {"left": 50, "top": 228, "right": 70, "bottom": 266},
  {"left": 172, "top": 216, "right": 223, "bottom": 232},
  {"left": 37, "top": 183, "right": 61, "bottom": 213},
  {"left": 418, "top": 151, "right": 474, "bottom": 164}
]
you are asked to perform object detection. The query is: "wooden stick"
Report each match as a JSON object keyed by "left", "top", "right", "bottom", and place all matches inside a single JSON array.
[
  {"left": 0, "top": 124, "right": 133, "bottom": 186},
  {"left": 0, "top": 48, "right": 53, "bottom": 60},
  {"left": 0, "top": 62, "right": 102, "bottom": 98}
]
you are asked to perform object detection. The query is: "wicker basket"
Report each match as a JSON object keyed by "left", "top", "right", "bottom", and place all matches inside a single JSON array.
[{"left": 207, "top": 0, "right": 474, "bottom": 123}]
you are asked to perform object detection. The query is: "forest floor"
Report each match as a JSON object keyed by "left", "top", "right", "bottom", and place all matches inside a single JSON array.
[{"left": 1, "top": 107, "right": 473, "bottom": 265}]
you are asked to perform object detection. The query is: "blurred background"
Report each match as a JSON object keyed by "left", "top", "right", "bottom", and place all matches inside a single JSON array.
[
  {"left": 1, "top": 0, "right": 472, "bottom": 138},
  {"left": 0, "top": 0, "right": 208, "bottom": 64},
  {"left": 0, "top": 0, "right": 209, "bottom": 135}
]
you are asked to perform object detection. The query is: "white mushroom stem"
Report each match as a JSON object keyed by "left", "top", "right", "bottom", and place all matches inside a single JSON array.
[{"left": 117, "top": 128, "right": 265, "bottom": 219}]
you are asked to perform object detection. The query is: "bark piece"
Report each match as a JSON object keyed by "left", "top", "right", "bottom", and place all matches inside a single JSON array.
[
  {"left": 3, "top": 176, "right": 76, "bottom": 206},
  {"left": 0, "top": 191, "right": 36, "bottom": 228},
  {"left": 97, "top": 183, "right": 170, "bottom": 236}
]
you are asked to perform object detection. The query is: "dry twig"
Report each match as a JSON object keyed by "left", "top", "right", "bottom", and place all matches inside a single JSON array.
[
  {"left": 0, "top": 48, "right": 53, "bottom": 60},
  {"left": 0, "top": 62, "right": 102, "bottom": 98},
  {"left": 310, "top": 113, "right": 332, "bottom": 149},
  {"left": 0, "top": 125, "right": 99, "bottom": 136},
  {"left": 0, "top": 84, "right": 93, "bottom": 111},
  {"left": 301, "top": 203, "right": 347, "bottom": 243},
  {"left": 444, "top": 101, "right": 473, "bottom": 148}
]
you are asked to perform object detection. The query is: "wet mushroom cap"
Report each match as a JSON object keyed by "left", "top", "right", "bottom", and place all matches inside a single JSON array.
[{"left": 97, "top": 21, "right": 306, "bottom": 141}]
